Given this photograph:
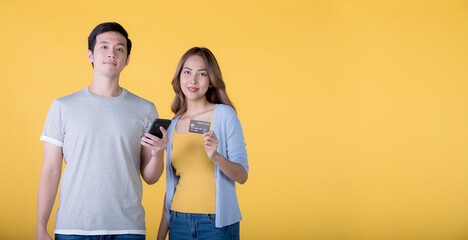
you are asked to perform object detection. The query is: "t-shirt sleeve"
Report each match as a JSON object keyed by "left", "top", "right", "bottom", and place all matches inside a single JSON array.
[
  {"left": 143, "top": 103, "right": 159, "bottom": 133},
  {"left": 40, "top": 100, "right": 65, "bottom": 147}
]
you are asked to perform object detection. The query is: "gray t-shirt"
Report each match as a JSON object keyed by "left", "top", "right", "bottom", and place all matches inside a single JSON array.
[{"left": 40, "top": 87, "right": 157, "bottom": 235}]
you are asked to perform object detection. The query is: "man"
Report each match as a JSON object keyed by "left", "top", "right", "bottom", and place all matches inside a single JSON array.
[{"left": 37, "top": 22, "right": 167, "bottom": 240}]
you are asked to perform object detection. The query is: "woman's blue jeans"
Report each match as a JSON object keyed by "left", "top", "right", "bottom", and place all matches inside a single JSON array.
[{"left": 168, "top": 210, "right": 239, "bottom": 240}]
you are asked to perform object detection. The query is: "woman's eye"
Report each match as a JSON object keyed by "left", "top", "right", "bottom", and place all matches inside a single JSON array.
[
  {"left": 101, "top": 46, "right": 107, "bottom": 49},
  {"left": 200, "top": 73, "right": 207, "bottom": 76}
]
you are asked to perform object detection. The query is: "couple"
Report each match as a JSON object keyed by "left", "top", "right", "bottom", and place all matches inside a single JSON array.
[{"left": 37, "top": 22, "right": 249, "bottom": 240}]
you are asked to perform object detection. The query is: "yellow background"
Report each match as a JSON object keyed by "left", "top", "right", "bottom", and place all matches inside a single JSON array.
[{"left": 1, "top": 0, "right": 468, "bottom": 239}]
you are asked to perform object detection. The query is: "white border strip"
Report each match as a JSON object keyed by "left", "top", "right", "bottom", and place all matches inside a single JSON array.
[
  {"left": 40, "top": 136, "right": 63, "bottom": 147},
  {"left": 54, "top": 229, "right": 146, "bottom": 235}
]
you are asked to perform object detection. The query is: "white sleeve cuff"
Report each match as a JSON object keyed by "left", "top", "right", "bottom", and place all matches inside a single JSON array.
[{"left": 40, "top": 136, "right": 64, "bottom": 147}]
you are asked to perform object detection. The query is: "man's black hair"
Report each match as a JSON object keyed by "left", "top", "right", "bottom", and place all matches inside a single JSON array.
[{"left": 88, "top": 22, "right": 132, "bottom": 56}]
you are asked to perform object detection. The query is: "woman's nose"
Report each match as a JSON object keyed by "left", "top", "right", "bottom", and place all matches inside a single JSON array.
[{"left": 189, "top": 76, "right": 198, "bottom": 84}]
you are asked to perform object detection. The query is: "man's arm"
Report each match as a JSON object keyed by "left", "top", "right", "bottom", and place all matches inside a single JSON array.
[
  {"left": 37, "top": 142, "right": 63, "bottom": 240},
  {"left": 140, "top": 145, "right": 164, "bottom": 185},
  {"left": 140, "top": 127, "right": 168, "bottom": 185}
]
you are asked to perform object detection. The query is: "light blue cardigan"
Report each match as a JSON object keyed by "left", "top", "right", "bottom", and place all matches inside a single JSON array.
[{"left": 165, "top": 104, "right": 249, "bottom": 228}]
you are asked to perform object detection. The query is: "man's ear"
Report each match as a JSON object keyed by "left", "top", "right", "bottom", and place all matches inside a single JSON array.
[
  {"left": 87, "top": 50, "right": 94, "bottom": 63},
  {"left": 125, "top": 55, "right": 130, "bottom": 67}
]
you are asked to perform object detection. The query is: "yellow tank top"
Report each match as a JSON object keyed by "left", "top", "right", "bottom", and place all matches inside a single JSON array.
[{"left": 170, "top": 131, "right": 216, "bottom": 214}]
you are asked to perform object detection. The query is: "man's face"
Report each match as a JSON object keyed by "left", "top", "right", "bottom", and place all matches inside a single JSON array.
[{"left": 88, "top": 31, "right": 129, "bottom": 78}]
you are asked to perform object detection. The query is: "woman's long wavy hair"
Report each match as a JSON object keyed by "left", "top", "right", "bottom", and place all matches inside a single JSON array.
[{"left": 171, "top": 47, "right": 235, "bottom": 116}]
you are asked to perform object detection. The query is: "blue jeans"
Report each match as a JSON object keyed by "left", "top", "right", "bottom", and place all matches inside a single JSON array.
[
  {"left": 168, "top": 210, "right": 239, "bottom": 240},
  {"left": 55, "top": 234, "right": 145, "bottom": 240}
]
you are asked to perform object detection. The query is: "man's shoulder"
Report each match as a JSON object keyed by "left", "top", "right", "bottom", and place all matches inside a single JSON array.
[
  {"left": 125, "top": 90, "right": 155, "bottom": 107},
  {"left": 53, "top": 88, "right": 87, "bottom": 106}
]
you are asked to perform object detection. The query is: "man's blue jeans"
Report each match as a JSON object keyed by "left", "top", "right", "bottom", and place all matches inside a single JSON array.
[
  {"left": 55, "top": 234, "right": 145, "bottom": 240},
  {"left": 168, "top": 210, "right": 239, "bottom": 240}
]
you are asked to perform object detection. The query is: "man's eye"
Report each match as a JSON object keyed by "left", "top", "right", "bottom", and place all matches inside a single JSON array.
[
  {"left": 117, "top": 48, "right": 123, "bottom": 52},
  {"left": 101, "top": 46, "right": 107, "bottom": 49}
]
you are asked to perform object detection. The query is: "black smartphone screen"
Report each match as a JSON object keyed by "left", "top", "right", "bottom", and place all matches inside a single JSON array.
[{"left": 148, "top": 119, "right": 171, "bottom": 138}]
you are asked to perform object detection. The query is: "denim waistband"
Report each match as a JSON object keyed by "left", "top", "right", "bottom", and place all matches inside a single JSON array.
[{"left": 169, "top": 210, "right": 216, "bottom": 218}]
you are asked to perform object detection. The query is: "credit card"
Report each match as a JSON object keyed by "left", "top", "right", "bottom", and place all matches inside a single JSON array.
[{"left": 189, "top": 120, "right": 211, "bottom": 134}]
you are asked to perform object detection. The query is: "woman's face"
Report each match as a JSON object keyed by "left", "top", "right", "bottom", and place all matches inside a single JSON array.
[{"left": 180, "top": 55, "right": 210, "bottom": 102}]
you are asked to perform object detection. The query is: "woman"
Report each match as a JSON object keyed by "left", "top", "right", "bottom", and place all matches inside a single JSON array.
[{"left": 157, "top": 47, "right": 249, "bottom": 240}]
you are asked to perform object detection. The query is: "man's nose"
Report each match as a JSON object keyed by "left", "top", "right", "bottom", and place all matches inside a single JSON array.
[{"left": 107, "top": 49, "right": 116, "bottom": 58}]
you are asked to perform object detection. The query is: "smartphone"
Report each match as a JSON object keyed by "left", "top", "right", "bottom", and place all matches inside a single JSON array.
[{"left": 147, "top": 118, "right": 172, "bottom": 139}]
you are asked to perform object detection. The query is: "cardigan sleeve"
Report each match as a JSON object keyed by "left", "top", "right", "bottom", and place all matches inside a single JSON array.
[{"left": 225, "top": 108, "right": 249, "bottom": 173}]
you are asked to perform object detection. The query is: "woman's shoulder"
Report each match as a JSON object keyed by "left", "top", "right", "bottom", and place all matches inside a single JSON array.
[
  {"left": 170, "top": 115, "right": 181, "bottom": 126},
  {"left": 215, "top": 104, "right": 237, "bottom": 117},
  {"left": 214, "top": 104, "right": 242, "bottom": 129}
]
